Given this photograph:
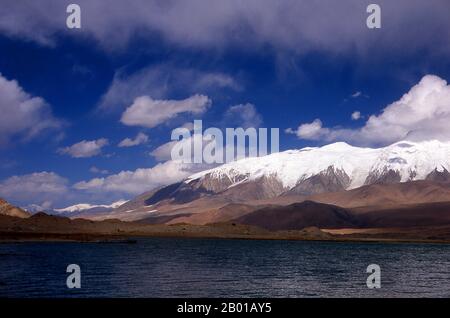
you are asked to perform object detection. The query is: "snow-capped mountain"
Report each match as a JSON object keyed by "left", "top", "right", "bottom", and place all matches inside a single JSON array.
[
  {"left": 183, "top": 140, "right": 450, "bottom": 198},
  {"left": 86, "top": 140, "right": 450, "bottom": 221},
  {"left": 54, "top": 200, "right": 128, "bottom": 213},
  {"left": 49, "top": 200, "right": 128, "bottom": 218}
]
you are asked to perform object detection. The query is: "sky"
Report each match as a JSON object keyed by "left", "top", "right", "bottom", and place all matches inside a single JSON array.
[{"left": 0, "top": 0, "right": 450, "bottom": 209}]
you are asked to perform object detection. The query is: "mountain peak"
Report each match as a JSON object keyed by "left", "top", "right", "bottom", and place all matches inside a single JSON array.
[
  {"left": 186, "top": 140, "right": 450, "bottom": 192},
  {"left": 320, "top": 141, "right": 355, "bottom": 150}
]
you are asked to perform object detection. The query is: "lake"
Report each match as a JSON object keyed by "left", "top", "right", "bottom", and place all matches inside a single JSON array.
[{"left": 0, "top": 238, "right": 449, "bottom": 297}]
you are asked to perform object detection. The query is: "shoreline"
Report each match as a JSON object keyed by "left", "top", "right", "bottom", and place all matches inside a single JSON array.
[
  {"left": 2, "top": 231, "right": 450, "bottom": 245},
  {"left": 2, "top": 213, "right": 450, "bottom": 245}
]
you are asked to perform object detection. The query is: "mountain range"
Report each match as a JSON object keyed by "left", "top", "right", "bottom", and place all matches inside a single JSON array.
[
  {"left": 66, "top": 140, "right": 449, "bottom": 222},
  {"left": 20, "top": 140, "right": 450, "bottom": 233},
  {"left": 3, "top": 140, "right": 450, "bottom": 242}
]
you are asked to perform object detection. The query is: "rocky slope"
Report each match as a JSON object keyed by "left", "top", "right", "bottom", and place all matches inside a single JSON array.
[{"left": 0, "top": 198, "right": 30, "bottom": 218}]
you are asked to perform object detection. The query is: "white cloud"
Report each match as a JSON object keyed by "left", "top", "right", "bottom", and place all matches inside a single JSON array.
[
  {"left": 90, "top": 166, "right": 109, "bottom": 175},
  {"left": 150, "top": 134, "right": 210, "bottom": 162},
  {"left": 286, "top": 119, "right": 330, "bottom": 140},
  {"left": 181, "top": 122, "right": 195, "bottom": 131},
  {"left": 0, "top": 172, "right": 69, "bottom": 207},
  {"left": 121, "top": 94, "right": 211, "bottom": 128},
  {"left": 98, "top": 65, "right": 240, "bottom": 111},
  {"left": 58, "top": 138, "right": 109, "bottom": 158},
  {"left": 74, "top": 160, "right": 204, "bottom": 195},
  {"left": 23, "top": 201, "right": 53, "bottom": 213},
  {"left": 0, "top": 73, "right": 61, "bottom": 146},
  {"left": 118, "top": 132, "right": 149, "bottom": 147},
  {"left": 192, "top": 73, "right": 242, "bottom": 92},
  {"left": 289, "top": 75, "right": 450, "bottom": 146},
  {"left": 150, "top": 141, "right": 179, "bottom": 162},
  {"left": 224, "top": 103, "right": 263, "bottom": 128},
  {"left": 351, "top": 111, "right": 362, "bottom": 120},
  {"left": 350, "top": 91, "right": 369, "bottom": 99}
]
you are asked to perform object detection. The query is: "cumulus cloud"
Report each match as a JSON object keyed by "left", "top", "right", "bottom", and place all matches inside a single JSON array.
[
  {"left": 223, "top": 103, "right": 263, "bottom": 129},
  {"left": 74, "top": 160, "right": 205, "bottom": 195},
  {"left": 289, "top": 75, "right": 450, "bottom": 146},
  {"left": 286, "top": 119, "right": 330, "bottom": 140},
  {"left": 150, "top": 134, "right": 211, "bottom": 162},
  {"left": 58, "top": 138, "right": 109, "bottom": 158},
  {"left": 98, "top": 65, "right": 241, "bottom": 111},
  {"left": 0, "top": 73, "right": 61, "bottom": 146},
  {"left": 118, "top": 132, "right": 149, "bottom": 147},
  {"left": 121, "top": 94, "right": 211, "bottom": 128},
  {"left": 0, "top": 172, "right": 69, "bottom": 207},
  {"left": 150, "top": 141, "right": 179, "bottom": 162}
]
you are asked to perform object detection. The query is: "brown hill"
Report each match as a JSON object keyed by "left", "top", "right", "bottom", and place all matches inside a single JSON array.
[
  {"left": 357, "top": 201, "right": 450, "bottom": 228},
  {"left": 233, "top": 199, "right": 450, "bottom": 231},
  {"left": 235, "top": 201, "right": 360, "bottom": 231},
  {"left": 0, "top": 198, "right": 30, "bottom": 218},
  {"left": 307, "top": 180, "right": 450, "bottom": 209},
  {"left": 0, "top": 213, "right": 334, "bottom": 242}
]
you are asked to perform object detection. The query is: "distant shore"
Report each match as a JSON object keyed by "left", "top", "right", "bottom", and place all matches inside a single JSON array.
[
  {"left": 2, "top": 228, "right": 450, "bottom": 245},
  {"left": 2, "top": 212, "right": 450, "bottom": 245}
]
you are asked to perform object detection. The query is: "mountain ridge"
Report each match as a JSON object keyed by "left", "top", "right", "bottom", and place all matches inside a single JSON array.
[{"left": 39, "top": 140, "right": 450, "bottom": 222}]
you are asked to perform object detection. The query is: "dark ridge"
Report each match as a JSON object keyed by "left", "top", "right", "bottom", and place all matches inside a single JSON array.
[
  {"left": 365, "top": 169, "right": 401, "bottom": 185},
  {"left": 235, "top": 200, "right": 361, "bottom": 231},
  {"left": 287, "top": 166, "right": 351, "bottom": 196},
  {"left": 145, "top": 182, "right": 214, "bottom": 205},
  {"left": 145, "top": 182, "right": 183, "bottom": 205},
  {"left": 426, "top": 168, "right": 450, "bottom": 183},
  {"left": 30, "top": 212, "right": 51, "bottom": 218}
]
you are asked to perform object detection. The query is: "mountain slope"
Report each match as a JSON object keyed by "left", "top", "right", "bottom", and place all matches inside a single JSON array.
[
  {"left": 357, "top": 201, "right": 450, "bottom": 228},
  {"left": 0, "top": 198, "right": 30, "bottom": 218},
  {"left": 233, "top": 199, "right": 450, "bottom": 231},
  {"left": 235, "top": 201, "right": 360, "bottom": 230},
  {"left": 308, "top": 180, "right": 450, "bottom": 209}
]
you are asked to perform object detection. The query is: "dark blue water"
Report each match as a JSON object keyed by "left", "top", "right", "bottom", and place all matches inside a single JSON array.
[{"left": 1, "top": 238, "right": 449, "bottom": 297}]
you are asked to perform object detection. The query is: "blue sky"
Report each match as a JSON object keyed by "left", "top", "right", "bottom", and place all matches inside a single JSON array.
[{"left": 0, "top": 0, "right": 450, "bottom": 208}]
